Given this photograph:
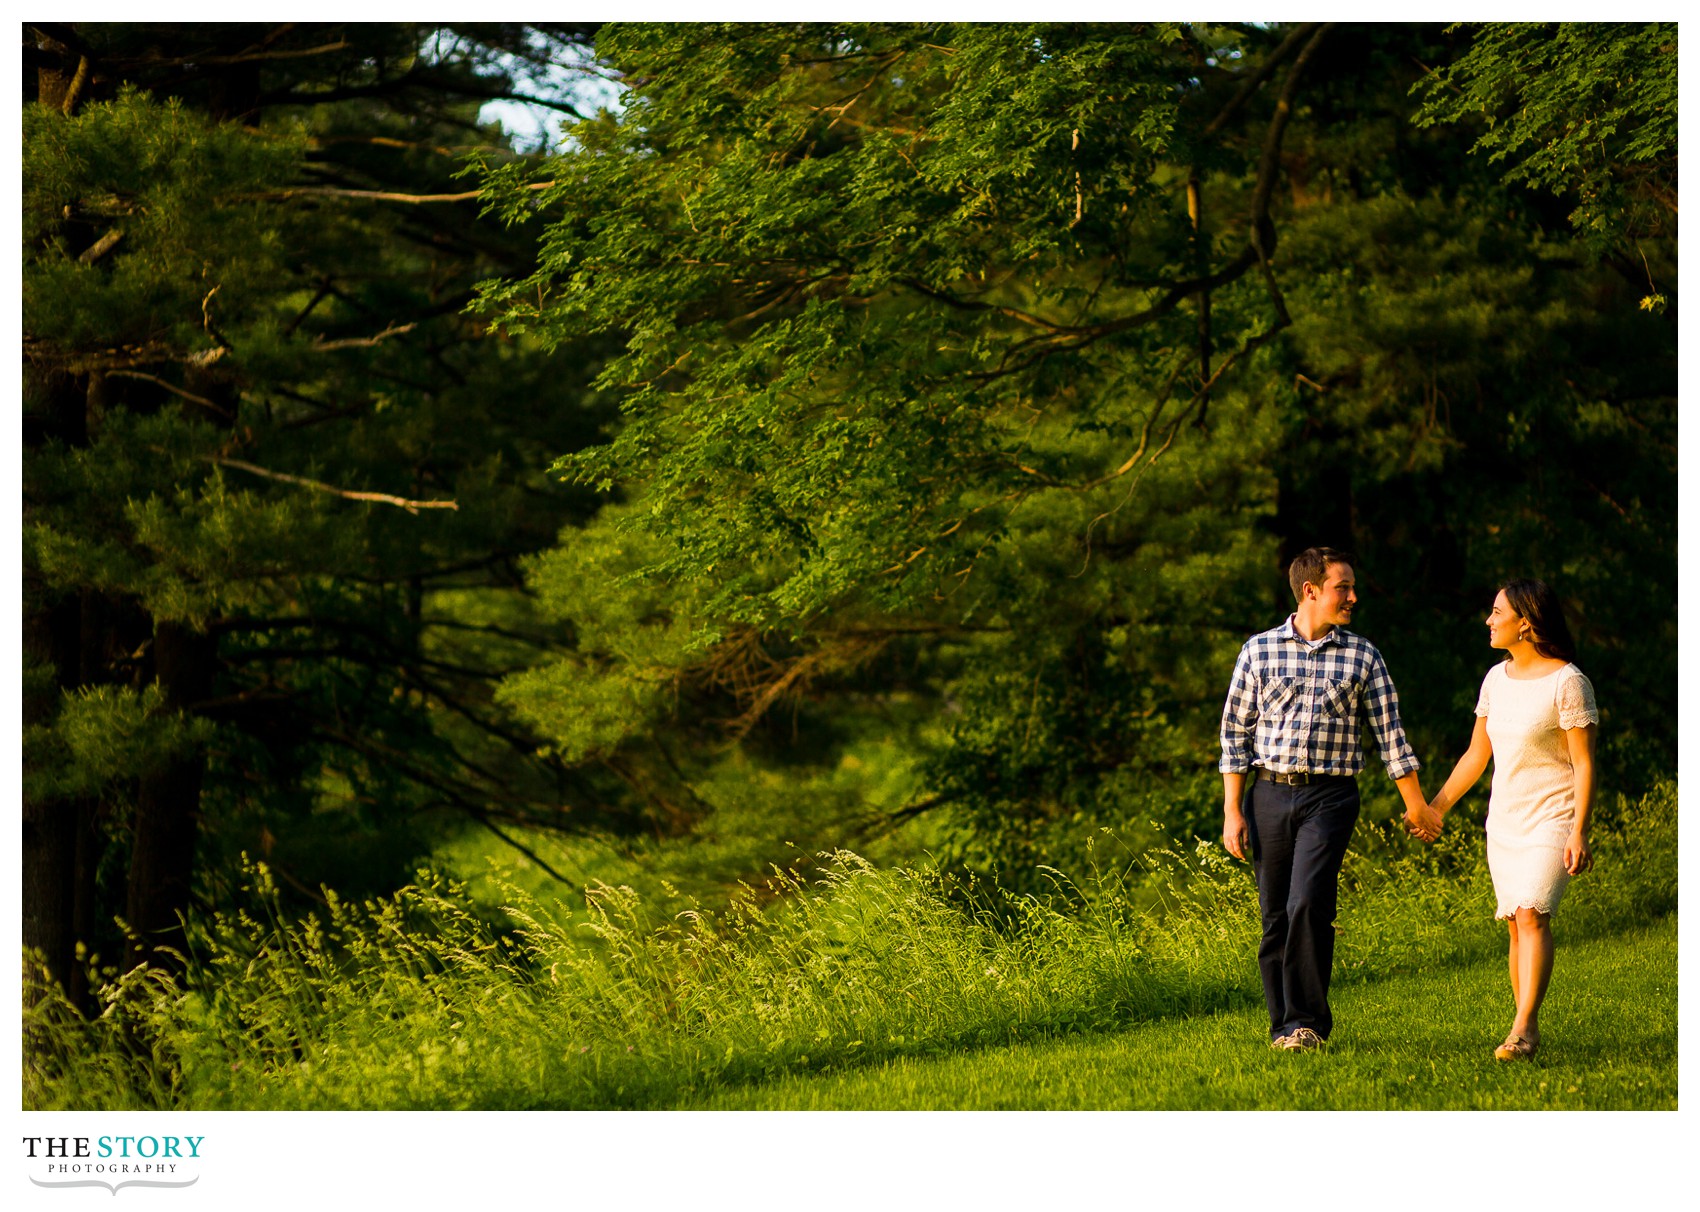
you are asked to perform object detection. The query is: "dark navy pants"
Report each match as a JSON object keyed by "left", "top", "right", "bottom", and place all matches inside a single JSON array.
[{"left": 1247, "top": 774, "right": 1360, "bottom": 1041}]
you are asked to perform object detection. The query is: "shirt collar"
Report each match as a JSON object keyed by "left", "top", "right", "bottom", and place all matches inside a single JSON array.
[{"left": 1280, "top": 614, "right": 1343, "bottom": 649}]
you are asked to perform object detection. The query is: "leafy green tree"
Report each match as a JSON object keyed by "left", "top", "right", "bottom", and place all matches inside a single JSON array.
[
  {"left": 477, "top": 23, "right": 1674, "bottom": 879},
  {"left": 22, "top": 20, "right": 1676, "bottom": 1007},
  {"left": 1412, "top": 23, "right": 1677, "bottom": 260},
  {"left": 22, "top": 22, "right": 624, "bottom": 1000}
]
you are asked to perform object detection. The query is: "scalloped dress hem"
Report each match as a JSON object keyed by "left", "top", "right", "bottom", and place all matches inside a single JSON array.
[{"left": 1493, "top": 898, "right": 1560, "bottom": 921}]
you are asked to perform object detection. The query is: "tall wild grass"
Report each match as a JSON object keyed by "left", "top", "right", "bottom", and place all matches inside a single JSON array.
[{"left": 23, "top": 780, "right": 1676, "bottom": 1110}]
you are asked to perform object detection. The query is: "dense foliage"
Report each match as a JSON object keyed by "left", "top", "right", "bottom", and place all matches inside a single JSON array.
[
  {"left": 474, "top": 23, "right": 1676, "bottom": 875},
  {"left": 23, "top": 780, "right": 1678, "bottom": 1109},
  {"left": 1412, "top": 22, "right": 1677, "bottom": 255},
  {"left": 21, "top": 22, "right": 1678, "bottom": 1022},
  {"left": 22, "top": 23, "right": 621, "bottom": 999}
]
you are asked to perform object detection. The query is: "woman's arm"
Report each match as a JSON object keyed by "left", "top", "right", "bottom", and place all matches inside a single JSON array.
[
  {"left": 1428, "top": 715, "right": 1493, "bottom": 818},
  {"left": 1563, "top": 723, "right": 1598, "bottom": 874}
]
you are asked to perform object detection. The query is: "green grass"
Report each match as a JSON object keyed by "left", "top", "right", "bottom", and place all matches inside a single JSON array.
[
  {"left": 678, "top": 914, "right": 1678, "bottom": 1110},
  {"left": 23, "top": 781, "right": 1677, "bottom": 1111}
]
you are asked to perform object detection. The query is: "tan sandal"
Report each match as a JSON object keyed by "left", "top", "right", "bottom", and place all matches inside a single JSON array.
[{"left": 1493, "top": 1034, "right": 1538, "bottom": 1061}]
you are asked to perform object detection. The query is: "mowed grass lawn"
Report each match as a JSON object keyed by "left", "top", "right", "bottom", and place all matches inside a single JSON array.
[{"left": 679, "top": 914, "right": 1677, "bottom": 1110}]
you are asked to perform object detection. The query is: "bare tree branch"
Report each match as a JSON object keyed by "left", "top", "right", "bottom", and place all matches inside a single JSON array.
[
  {"left": 242, "top": 182, "right": 556, "bottom": 206},
  {"left": 1249, "top": 24, "right": 1332, "bottom": 251},
  {"left": 310, "top": 322, "right": 416, "bottom": 351},
  {"left": 1202, "top": 23, "right": 1319, "bottom": 138},
  {"left": 463, "top": 810, "right": 575, "bottom": 884},
  {"left": 200, "top": 454, "right": 459, "bottom": 512},
  {"left": 61, "top": 54, "right": 91, "bottom": 115},
  {"left": 107, "top": 369, "right": 234, "bottom": 420},
  {"left": 90, "top": 36, "right": 354, "bottom": 70},
  {"left": 260, "top": 72, "right": 588, "bottom": 120}
]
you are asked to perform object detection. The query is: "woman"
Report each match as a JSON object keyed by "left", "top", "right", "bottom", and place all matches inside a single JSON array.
[{"left": 1421, "top": 579, "right": 1598, "bottom": 1061}]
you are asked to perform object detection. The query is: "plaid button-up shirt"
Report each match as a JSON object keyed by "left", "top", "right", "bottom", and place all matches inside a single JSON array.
[{"left": 1220, "top": 616, "right": 1420, "bottom": 779}]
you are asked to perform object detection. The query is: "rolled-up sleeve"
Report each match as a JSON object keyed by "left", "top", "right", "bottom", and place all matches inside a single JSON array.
[
  {"left": 1360, "top": 649, "right": 1419, "bottom": 779},
  {"left": 1219, "top": 643, "right": 1259, "bottom": 774}
]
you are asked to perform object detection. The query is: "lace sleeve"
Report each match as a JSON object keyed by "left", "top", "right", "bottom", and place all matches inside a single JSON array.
[
  {"left": 1557, "top": 669, "right": 1599, "bottom": 730},
  {"left": 1474, "top": 668, "right": 1494, "bottom": 718}
]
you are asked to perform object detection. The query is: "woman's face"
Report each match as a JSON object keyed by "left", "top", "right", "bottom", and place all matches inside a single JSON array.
[{"left": 1485, "top": 590, "right": 1526, "bottom": 650}]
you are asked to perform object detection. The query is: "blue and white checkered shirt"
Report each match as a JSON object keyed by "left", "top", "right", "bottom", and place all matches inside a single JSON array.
[{"left": 1220, "top": 616, "right": 1420, "bottom": 779}]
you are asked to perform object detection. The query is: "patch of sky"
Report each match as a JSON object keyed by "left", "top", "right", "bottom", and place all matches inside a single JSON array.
[{"left": 468, "top": 30, "right": 628, "bottom": 156}]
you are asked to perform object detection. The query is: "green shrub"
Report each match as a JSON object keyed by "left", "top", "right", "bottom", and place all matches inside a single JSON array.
[{"left": 23, "top": 778, "right": 1674, "bottom": 1110}]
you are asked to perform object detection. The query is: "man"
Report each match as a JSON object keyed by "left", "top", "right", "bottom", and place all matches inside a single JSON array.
[{"left": 1220, "top": 547, "right": 1437, "bottom": 1051}]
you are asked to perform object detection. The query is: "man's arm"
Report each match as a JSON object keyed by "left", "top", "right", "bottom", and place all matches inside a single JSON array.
[
  {"left": 1219, "top": 644, "right": 1258, "bottom": 861},
  {"left": 1223, "top": 771, "right": 1250, "bottom": 860},
  {"left": 1360, "top": 648, "right": 1431, "bottom": 834},
  {"left": 1393, "top": 771, "right": 1436, "bottom": 838}
]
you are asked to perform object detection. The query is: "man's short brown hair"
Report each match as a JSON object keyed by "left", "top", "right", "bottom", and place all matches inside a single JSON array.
[{"left": 1288, "top": 546, "right": 1353, "bottom": 603}]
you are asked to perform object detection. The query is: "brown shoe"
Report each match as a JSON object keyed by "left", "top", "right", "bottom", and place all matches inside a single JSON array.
[
  {"left": 1279, "top": 1027, "right": 1325, "bottom": 1052},
  {"left": 1493, "top": 1034, "right": 1537, "bottom": 1061}
]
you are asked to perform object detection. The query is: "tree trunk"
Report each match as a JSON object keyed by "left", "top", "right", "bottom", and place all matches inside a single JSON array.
[
  {"left": 21, "top": 364, "right": 101, "bottom": 1012},
  {"left": 32, "top": 28, "right": 78, "bottom": 112},
  {"left": 21, "top": 595, "right": 82, "bottom": 1001},
  {"left": 124, "top": 621, "right": 217, "bottom": 972},
  {"left": 119, "top": 306, "right": 238, "bottom": 974}
]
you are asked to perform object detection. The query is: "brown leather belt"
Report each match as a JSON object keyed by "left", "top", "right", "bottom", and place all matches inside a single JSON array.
[{"left": 1261, "top": 770, "right": 1332, "bottom": 786}]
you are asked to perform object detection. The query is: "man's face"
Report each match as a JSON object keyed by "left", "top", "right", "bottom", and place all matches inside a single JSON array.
[{"left": 1311, "top": 562, "right": 1357, "bottom": 626}]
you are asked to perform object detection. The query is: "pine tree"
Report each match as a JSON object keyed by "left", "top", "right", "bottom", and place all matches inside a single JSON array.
[{"left": 23, "top": 22, "right": 622, "bottom": 998}]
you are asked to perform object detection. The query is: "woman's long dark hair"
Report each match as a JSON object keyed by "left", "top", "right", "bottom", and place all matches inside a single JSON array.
[{"left": 1500, "top": 578, "right": 1578, "bottom": 663}]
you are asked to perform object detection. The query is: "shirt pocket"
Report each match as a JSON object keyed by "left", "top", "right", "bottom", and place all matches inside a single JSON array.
[
  {"left": 1320, "top": 676, "right": 1359, "bottom": 720},
  {"left": 1263, "top": 676, "right": 1302, "bottom": 718}
]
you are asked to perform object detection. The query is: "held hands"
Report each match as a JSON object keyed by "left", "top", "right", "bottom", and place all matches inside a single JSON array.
[
  {"left": 1405, "top": 801, "right": 1444, "bottom": 843},
  {"left": 1564, "top": 830, "right": 1593, "bottom": 875}
]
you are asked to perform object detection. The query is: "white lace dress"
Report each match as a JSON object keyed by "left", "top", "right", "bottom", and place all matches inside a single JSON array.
[{"left": 1476, "top": 662, "right": 1599, "bottom": 919}]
